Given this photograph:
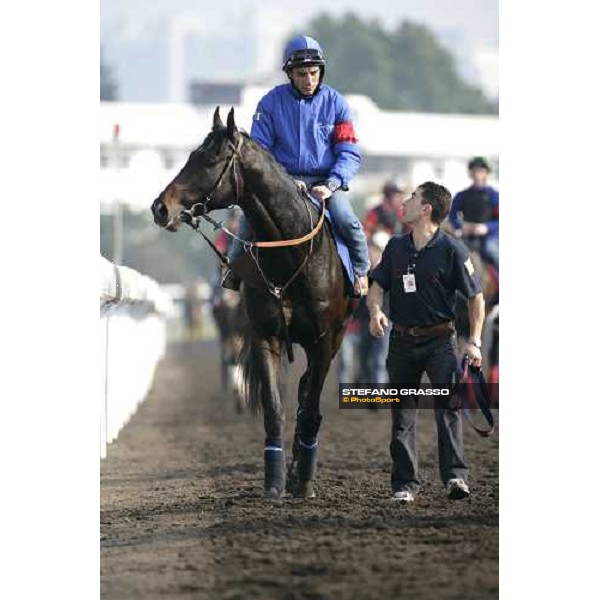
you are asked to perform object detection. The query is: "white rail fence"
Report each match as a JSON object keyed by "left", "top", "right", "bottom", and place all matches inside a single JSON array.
[{"left": 100, "top": 257, "right": 173, "bottom": 459}]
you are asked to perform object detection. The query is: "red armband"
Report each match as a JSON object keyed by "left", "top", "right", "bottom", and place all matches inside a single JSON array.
[{"left": 333, "top": 121, "right": 358, "bottom": 144}]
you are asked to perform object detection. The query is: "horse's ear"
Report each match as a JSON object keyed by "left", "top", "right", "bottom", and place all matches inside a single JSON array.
[
  {"left": 213, "top": 106, "right": 224, "bottom": 130},
  {"left": 226, "top": 107, "right": 239, "bottom": 141}
]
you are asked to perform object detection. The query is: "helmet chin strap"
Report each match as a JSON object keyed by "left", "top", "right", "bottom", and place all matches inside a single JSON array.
[
  {"left": 292, "top": 84, "right": 319, "bottom": 98},
  {"left": 287, "top": 70, "right": 324, "bottom": 97}
]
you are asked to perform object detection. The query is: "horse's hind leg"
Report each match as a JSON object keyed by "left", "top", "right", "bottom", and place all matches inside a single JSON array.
[
  {"left": 290, "top": 338, "right": 334, "bottom": 498},
  {"left": 250, "top": 335, "right": 286, "bottom": 499}
]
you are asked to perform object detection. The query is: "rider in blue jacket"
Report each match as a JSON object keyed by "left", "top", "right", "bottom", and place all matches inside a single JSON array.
[
  {"left": 449, "top": 157, "right": 499, "bottom": 267},
  {"left": 223, "top": 35, "right": 370, "bottom": 295}
]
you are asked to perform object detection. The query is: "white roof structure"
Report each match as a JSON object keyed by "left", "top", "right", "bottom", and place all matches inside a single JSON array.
[
  {"left": 100, "top": 102, "right": 220, "bottom": 150},
  {"left": 100, "top": 87, "right": 498, "bottom": 209},
  {"left": 100, "top": 87, "right": 498, "bottom": 158},
  {"left": 346, "top": 95, "right": 498, "bottom": 159}
]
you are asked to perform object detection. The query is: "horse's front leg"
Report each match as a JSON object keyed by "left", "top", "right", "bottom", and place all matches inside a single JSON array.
[{"left": 250, "top": 334, "right": 286, "bottom": 499}]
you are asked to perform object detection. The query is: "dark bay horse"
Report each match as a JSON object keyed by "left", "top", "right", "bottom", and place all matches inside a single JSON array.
[{"left": 151, "top": 107, "right": 353, "bottom": 499}]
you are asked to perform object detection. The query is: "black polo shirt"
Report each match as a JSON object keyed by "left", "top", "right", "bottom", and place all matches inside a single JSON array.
[{"left": 370, "top": 228, "right": 482, "bottom": 327}]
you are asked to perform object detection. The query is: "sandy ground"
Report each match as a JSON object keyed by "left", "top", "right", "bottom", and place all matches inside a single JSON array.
[{"left": 101, "top": 340, "right": 498, "bottom": 599}]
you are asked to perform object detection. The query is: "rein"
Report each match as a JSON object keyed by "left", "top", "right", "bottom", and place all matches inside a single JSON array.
[
  {"left": 167, "top": 135, "right": 245, "bottom": 231},
  {"left": 250, "top": 198, "right": 325, "bottom": 248},
  {"left": 453, "top": 355, "right": 496, "bottom": 437}
]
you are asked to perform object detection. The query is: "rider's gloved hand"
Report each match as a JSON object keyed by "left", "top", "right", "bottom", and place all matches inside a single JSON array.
[
  {"left": 310, "top": 185, "right": 332, "bottom": 203},
  {"left": 293, "top": 179, "right": 308, "bottom": 193},
  {"left": 462, "top": 222, "right": 489, "bottom": 236}
]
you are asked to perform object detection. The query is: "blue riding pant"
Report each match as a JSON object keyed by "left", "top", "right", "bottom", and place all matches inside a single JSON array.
[{"left": 228, "top": 175, "right": 370, "bottom": 277}]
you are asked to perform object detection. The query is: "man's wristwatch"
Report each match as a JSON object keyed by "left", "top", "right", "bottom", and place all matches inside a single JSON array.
[
  {"left": 326, "top": 178, "right": 340, "bottom": 192},
  {"left": 467, "top": 337, "right": 482, "bottom": 349}
]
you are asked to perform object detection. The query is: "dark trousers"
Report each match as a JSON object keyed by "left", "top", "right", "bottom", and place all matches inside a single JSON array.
[{"left": 386, "top": 330, "right": 468, "bottom": 494}]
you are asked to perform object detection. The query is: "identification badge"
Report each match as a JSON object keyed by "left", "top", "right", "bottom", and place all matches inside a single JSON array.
[{"left": 403, "top": 273, "right": 417, "bottom": 293}]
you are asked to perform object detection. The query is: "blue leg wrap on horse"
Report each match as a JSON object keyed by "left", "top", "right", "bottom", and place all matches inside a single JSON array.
[
  {"left": 297, "top": 437, "right": 318, "bottom": 481},
  {"left": 264, "top": 440, "right": 286, "bottom": 492}
]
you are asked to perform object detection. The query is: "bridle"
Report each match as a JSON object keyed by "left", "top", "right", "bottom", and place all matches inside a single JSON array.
[
  {"left": 165, "top": 135, "right": 245, "bottom": 230},
  {"left": 170, "top": 134, "right": 327, "bottom": 299}
]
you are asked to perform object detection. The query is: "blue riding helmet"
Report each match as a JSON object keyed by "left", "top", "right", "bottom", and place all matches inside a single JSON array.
[{"left": 282, "top": 35, "right": 326, "bottom": 74}]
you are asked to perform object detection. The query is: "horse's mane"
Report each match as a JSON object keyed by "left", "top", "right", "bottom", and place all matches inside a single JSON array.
[
  {"left": 238, "top": 131, "right": 317, "bottom": 216},
  {"left": 200, "top": 128, "right": 310, "bottom": 209}
]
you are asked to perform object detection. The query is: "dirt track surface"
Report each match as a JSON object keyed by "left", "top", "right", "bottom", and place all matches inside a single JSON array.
[{"left": 101, "top": 340, "right": 498, "bottom": 599}]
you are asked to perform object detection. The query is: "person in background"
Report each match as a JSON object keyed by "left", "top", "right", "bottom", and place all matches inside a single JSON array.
[
  {"left": 337, "top": 316, "right": 360, "bottom": 386},
  {"left": 356, "top": 231, "right": 391, "bottom": 390},
  {"left": 211, "top": 209, "right": 242, "bottom": 308},
  {"left": 364, "top": 181, "right": 406, "bottom": 240},
  {"left": 449, "top": 157, "right": 499, "bottom": 268}
]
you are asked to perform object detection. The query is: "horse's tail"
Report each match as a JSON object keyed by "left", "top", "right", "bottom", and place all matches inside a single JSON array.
[{"left": 237, "top": 326, "right": 290, "bottom": 415}]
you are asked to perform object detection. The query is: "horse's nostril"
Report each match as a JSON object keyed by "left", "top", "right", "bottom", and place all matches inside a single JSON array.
[{"left": 157, "top": 202, "right": 167, "bottom": 218}]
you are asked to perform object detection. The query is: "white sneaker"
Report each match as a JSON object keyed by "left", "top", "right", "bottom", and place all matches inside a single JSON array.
[
  {"left": 447, "top": 478, "right": 470, "bottom": 500},
  {"left": 390, "top": 490, "right": 415, "bottom": 504}
]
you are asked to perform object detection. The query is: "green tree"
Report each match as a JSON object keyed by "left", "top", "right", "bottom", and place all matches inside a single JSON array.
[
  {"left": 389, "top": 21, "right": 492, "bottom": 114},
  {"left": 304, "top": 13, "right": 495, "bottom": 114},
  {"left": 306, "top": 14, "right": 395, "bottom": 109}
]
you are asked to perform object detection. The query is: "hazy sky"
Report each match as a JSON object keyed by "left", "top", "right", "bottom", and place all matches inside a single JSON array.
[
  {"left": 102, "top": 0, "right": 498, "bottom": 45},
  {"left": 101, "top": 0, "right": 498, "bottom": 102}
]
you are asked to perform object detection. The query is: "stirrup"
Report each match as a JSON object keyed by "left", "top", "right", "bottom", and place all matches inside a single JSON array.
[
  {"left": 353, "top": 275, "right": 368, "bottom": 297},
  {"left": 221, "top": 268, "right": 241, "bottom": 291}
]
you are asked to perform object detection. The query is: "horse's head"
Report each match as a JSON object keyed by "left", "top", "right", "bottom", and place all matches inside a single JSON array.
[{"left": 151, "top": 107, "right": 243, "bottom": 231}]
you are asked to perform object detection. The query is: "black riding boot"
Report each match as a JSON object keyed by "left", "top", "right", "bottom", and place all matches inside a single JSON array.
[{"left": 221, "top": 268, "right": 241, "bottom": 291}]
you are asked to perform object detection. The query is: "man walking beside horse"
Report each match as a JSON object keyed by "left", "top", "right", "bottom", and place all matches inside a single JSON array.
[{"left": 368, "top": 182, "right": 486, "bottom": 504}]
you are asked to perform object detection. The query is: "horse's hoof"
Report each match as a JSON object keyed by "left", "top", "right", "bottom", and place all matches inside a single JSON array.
[
  {"left": 293, "top": 481, "right": 316, "bottom": 499},
  {"left": 263, "top": 487, "right": 284, "bottom": 500}
]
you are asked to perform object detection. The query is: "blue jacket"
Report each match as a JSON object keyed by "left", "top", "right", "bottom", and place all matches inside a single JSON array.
[
  {"left": 250, "top": 83, "right": 361, "bottom": 189},
  {"left": 449, "top": 185, "right": 499, "bottom": 240}
]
